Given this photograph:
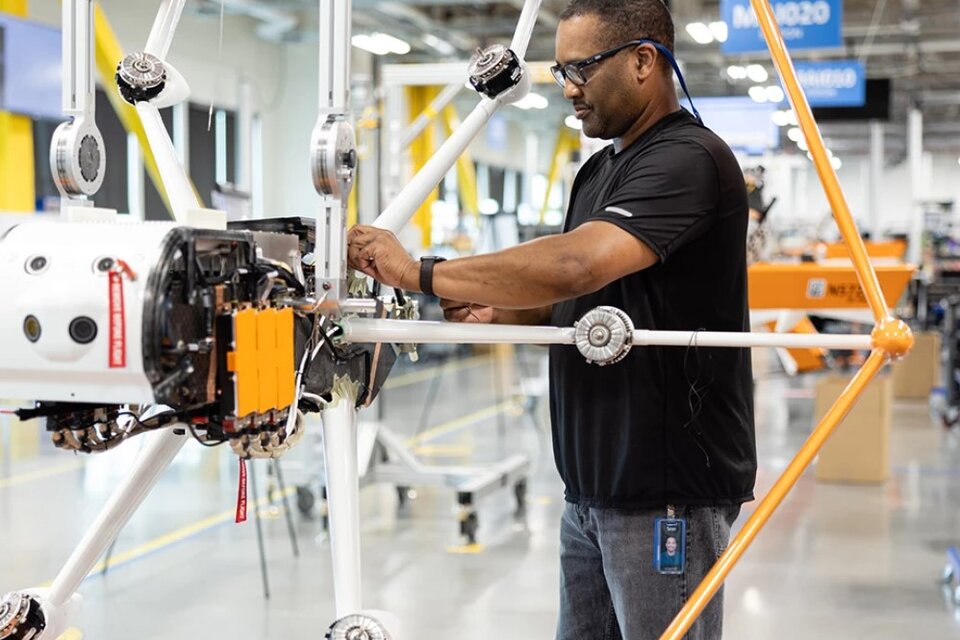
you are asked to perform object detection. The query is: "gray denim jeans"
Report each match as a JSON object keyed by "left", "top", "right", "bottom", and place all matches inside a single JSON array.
[{"left": 556, "top": 502, "right": 741, "bottom": 640}]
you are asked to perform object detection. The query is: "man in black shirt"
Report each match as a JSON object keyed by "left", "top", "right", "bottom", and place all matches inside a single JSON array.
[{"left": 346, "top": 0, "right": 755, "bottom": 637}]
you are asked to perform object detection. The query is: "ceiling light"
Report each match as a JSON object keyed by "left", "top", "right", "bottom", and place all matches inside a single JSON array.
[
  {"left": 726, "top": 65, "right": 747, "bottom": 80},
  {"left": 830, "top": 156, "right": 842, "bottom": 170},
  {"left": 765, "top": 85, "right": 785, "bottom": 103},
  {"left": 797, "top": 138, "right": 808, "bottom": 151},
  {"left": 422, "top": 33, "right": 455, "bottom": 56},
  {"left": 748, "top": 86, "right": 768, "bottom": 103},
  {"left": 376, "top": 32, "right": 411, "bottom": 55},
  {"left": 351, "top": 32, "right": 410, "bottom": 56},
  {"left": 785, "top": 110, "right": 798, "bottom": 126},
  {"left": 564, "top": 115, "right": 582, "bottom": 130},
  {"left": 787, "top": 127, "right": 803, "bottom": 142},
  {"left": 685, "top": 22, "right": 714, "bottom": 45},
  {"left": 512, "top": 92, "right": 548, "bottom": 110},
  {"left": 771, "top": 110, "right": 791, "bottom": 127},
  {"left": 746, "top": 64, "right": 768, "bottom": 83},
  {"left": 352, "top": 34, "right": 388, "bottom": 55},
  {"left": 709, "top": 21, "right": 728, "bottom": 43}
]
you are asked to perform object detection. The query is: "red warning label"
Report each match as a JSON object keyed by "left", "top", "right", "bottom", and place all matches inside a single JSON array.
[{"left": 108, "top": 271, "right": 126, "bottom": 368}]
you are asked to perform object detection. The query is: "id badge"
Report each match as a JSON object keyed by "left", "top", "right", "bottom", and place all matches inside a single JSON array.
[{"left": 653, "top": 517, "right": 685, "bottom": 575}]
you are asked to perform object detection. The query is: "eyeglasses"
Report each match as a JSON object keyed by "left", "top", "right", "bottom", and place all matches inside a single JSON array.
[
  {"left": 550, "top": 37, "right": 703, "bottom": 125},
  {"left": 550, "top": 38, "right": 663, "bottom": 89}
]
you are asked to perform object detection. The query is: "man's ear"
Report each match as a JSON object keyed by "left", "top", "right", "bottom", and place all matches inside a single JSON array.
[{"left": 635, "top": 44, "right": 658, "bottom": 80}]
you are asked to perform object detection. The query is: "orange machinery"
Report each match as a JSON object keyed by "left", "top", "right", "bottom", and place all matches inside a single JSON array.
[{"left": 748, "top": 262, "right": 915, "bottom": 373}]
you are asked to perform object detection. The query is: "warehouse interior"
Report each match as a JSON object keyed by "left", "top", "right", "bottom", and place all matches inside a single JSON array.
[{"left": 1, "top": 0, "right": 960, "bottom": 638}]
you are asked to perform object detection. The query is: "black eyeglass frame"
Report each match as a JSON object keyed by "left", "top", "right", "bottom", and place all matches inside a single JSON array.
[
  {"left": 550, "top": 38, "right": 663, "bottom": 88},
  {"left": 549, "top": 37, "right": 703, "bottom": 124}
]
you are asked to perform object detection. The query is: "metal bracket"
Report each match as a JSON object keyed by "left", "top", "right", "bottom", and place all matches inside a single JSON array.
[{"left": 51, "top": 0, "right": 105, "bottom": 200}]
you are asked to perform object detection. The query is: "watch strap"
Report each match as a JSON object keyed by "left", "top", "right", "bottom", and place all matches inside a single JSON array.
[{"left": 419, "top": 256, "right": 446, "bottom": 297}]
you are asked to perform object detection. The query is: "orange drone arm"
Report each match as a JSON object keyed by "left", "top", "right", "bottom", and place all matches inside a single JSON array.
[{"left": 660, "top": 1, "right": 914, "bottom": 638}]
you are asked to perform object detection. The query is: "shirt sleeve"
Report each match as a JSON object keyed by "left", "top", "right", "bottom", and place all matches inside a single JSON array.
[{"left": 591, "top": 140, "right": 720, "bottom": 262}]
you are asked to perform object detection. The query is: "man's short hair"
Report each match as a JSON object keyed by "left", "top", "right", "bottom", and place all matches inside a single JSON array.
[{"left": 559, "top": 0, "right": 675, "bottom": 54}]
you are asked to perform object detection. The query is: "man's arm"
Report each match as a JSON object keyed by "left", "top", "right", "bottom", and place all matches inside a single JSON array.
[
  {"left": 347, "top": 220, "right": 659, "bottom": 310},
  {"left": 441, "top": 301, "right": 553, "bottom": 325},
  {"left": 492, "top": 306, "right": 553, "bottom": 325}
]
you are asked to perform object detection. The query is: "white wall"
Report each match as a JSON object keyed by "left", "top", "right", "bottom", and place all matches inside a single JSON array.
[
  {"left": 32, "top": 1, "right": 285, "bottom": 109},
  {"left": 751, "top": 152, "right": 960, "bottom": 238}
]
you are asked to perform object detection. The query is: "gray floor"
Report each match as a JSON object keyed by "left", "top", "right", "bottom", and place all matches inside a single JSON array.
[{"left": 2, "top": 348, "right": 959, "bottom": 639}]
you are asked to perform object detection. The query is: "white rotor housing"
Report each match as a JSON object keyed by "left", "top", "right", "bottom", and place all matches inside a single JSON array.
[
  {"left": 0, "top": 221, "right": 177, "bottom": 404},
  {"left": 50, "top": 117, "right": 106, "bottom": 197}
]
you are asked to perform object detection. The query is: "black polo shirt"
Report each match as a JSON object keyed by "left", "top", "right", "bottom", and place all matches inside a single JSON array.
[{"left": 549, "top": 109, "right": 756, "bottom": 509}]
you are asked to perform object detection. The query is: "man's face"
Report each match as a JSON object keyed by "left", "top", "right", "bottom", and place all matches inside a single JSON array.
[
  {"left": 665, "top": 536, "right": 677, "bottom": 554},
  {"left": 554, "top": 14, "right": 639, "bottom": 140}
]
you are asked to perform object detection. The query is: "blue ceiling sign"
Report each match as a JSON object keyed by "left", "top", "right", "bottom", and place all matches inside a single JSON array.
[
  {"left": 721, "top": 0, "right": 843, "bottom": 54},
  {"left": 793, "top": 60, "right": 865, "bottom": 107}
]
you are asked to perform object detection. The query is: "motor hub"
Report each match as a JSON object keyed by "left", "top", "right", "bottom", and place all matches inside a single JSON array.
[{"left": 574, "top": 306, "right": 635, "bottom": 366}]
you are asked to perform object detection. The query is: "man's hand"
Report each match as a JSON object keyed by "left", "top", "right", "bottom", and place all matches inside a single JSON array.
[
  {"left": 440, "top": 299, "right": 494, "bottom": 323},
  {"left": 347, "top": 225, "right": 419, "bottom": 289}
]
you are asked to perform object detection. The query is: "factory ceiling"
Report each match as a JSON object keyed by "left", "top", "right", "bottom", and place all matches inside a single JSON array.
[{"left": 186, "top": 0, "right": 960, "bottom": 157}]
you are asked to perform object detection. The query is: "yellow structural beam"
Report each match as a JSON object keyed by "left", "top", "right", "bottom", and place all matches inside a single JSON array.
[
  {"left": 440, "top": 104, "right": 479, "bottom": 220},
  {"left": 540, "top": 125, "right": 579, "bottom": 224},
  {"left": 406, "top": 85, "right": 440, "bottom": 248},
  {"left": 661, "top": 1, "right": 915, "bottom": 637},
  {"left": 0, "top": 0, "right": 34, "bottom": 212},
  {"left": 0, "top": 0, "right": 27, "bottom": 14}
]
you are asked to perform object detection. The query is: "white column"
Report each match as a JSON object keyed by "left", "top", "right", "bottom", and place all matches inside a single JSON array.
[
  {"left": 321, "top": 391, "right": 362, "bottom": 618},
  {"left": 868, "top": 120, "right": 884, "bottom": 237},
  {"left": 908, "top": 107, "right": 924, "bottom": 264},
  {"left": 524, "top": 132, "right": 538, "bottom": 216},
  {"left": 237, "top": 80, "right": 253, "bottom": 193}
]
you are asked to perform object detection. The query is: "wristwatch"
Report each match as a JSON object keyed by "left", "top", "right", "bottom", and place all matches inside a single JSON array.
[{"left": 419, "top": 256, "right": 447, "bottom": 297}]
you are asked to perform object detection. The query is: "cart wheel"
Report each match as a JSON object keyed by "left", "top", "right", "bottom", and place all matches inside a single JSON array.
[
  {"left": 296, "top": 486, "right": 315, "bottom": 516},
  {"left": 942, "top": 563, "right": 955, "bottom": 584},
  {"left": 460, "top": 510, "right": 479, "bottom": 545},
  {"left": 514, "top": 479, "right": 528, "bottom": 515},
  {"left": 940, "top": 406, "right": 960, "bottom": 429},
  {"left": 397, "top": 486, "right": 411, "bottom": 510}
]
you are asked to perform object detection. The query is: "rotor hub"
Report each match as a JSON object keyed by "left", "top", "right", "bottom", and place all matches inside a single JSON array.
[
  {"left": 116, "top": 52, "right": 167, "bottom": 104},
  {"left": 325, "top": 614, "right": 390, "bottom": 640},
  {"left": 0, "top": 592, "right": 45, "bottom": 640},
  {"left": 78, "top": 134, "right": 101, "bottom": 183},
  {"left": 468, "top": 44, "right": 523, "bottom": 98},
  {"left": 574, "top": 306, "right": 635, "bottom": 366}
]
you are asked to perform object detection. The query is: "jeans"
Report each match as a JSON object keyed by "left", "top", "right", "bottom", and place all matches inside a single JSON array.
[{"left": 556, "top": 502, "right": 740, "bottom": 640}]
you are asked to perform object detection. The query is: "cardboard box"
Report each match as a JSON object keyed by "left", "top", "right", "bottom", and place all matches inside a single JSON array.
[
  {"left": 814, "top": 373, "right": 891, "bottom": 484},
  {"left": 891, "top": 331, "right": 941, "bottom": 399}
]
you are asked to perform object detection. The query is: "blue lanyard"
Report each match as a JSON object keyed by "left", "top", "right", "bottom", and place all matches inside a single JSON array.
[{"left": 646, "top": 41, "right": 702, "bottom": 125}]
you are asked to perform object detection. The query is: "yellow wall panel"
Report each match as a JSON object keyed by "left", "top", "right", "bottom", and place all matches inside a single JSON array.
[
  {"left": 0, "top": 0, "right": 35, "bottom": 213},
  {"left": 0, "top": 112, "right": 35, "bottom": 212}
]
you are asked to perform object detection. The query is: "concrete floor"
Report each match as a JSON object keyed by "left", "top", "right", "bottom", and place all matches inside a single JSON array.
[{"left": 1, "top": 347, "right": 959, "bottom": 639}]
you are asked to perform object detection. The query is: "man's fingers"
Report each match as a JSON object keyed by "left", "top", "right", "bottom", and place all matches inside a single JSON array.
[
  {"left": 444, "top": 307, "right": 472, "bottom": 322},
  {"left": 439, "top": 298, "right": 468, "bottom": 310}
]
